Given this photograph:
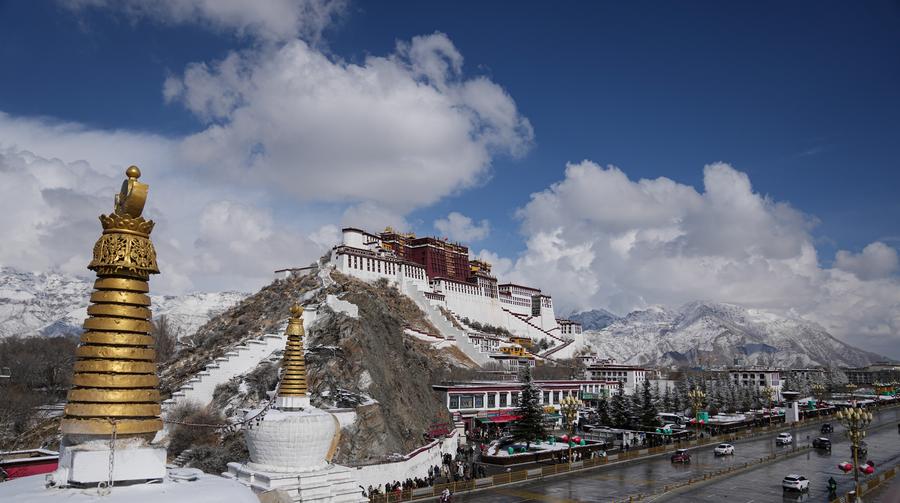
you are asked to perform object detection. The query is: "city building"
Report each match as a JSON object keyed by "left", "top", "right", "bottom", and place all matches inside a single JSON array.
[
  {"left": 844, "top": 362, "right": 900, "bottom": 385},
  {"left": 584, "top": 363, "right": 648, "bottom": 395},
  {"left": 727, "top": 367, "right": 783, "bottom": 398},
  {"left": 433, "top": 379, "right": 619, "bottom": 435}
]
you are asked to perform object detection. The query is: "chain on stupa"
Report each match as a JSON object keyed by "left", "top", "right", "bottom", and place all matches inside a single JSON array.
[
  {"left": 278, "top": 304, "right": 308, "bottom": 397},
  {"left": 60, "top": 166, "right": 162, "bottom": 438}
]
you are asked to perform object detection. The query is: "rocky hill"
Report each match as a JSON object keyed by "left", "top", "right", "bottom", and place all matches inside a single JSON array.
[
  {"left": 161, "top": 262, "right": 471, "bottom": 465},
  {"left": 569, "top": 308, "right": 620, "bottom": 331},
  {"left": 0, "top": 267, "right": 246, "bottom": 339},
  {"left": 584, "top": 301, "right": 881, "bottom": 367}
]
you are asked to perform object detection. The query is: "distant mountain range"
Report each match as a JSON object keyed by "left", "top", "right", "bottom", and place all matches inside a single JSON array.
[
  {"left": 569, "top": 308, "right": 620, "bottom": 331},
  {"left": 582, "top": 301, "right": 883, "bottom": 368},
  {"left": 0, "top": 267, "right": 247, "bottom": 339}
]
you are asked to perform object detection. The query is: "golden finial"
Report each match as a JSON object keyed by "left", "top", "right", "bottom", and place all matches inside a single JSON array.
[
  {"left": 291, "top": 303, "right": 304, "bottom": 318},
  {"left": 61, "top": 166, "right": 162, "bottom": 439}
]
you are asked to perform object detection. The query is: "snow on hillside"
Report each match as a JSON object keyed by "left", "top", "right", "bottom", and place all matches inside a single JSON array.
[
  {"left": 584, "top": 301, "right": 881, "bottom": 368},
  {"left": 569, "top": 308, "right": 620, "bottom": 331},
  {"left": 0, "top": 267, "right": 247, "bottom": 339}
]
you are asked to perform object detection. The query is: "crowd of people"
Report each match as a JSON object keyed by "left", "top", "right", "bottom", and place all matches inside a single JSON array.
[{"left": 363, "top": 444, "right": 490, "bottom": 501}]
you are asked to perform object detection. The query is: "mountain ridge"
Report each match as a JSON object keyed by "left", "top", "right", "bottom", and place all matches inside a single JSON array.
[
  {"left": 0, "top": 266, "right": 247, "bottom": 340},
  {"left": 583, "top": 301, "right": 884, "bottom": 367}
]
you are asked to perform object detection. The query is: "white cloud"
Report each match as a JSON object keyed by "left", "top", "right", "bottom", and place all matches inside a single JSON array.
[
  {"left": 434, "top": 212, "right": 490, "bottom": 242},
  {"left": 61, "top": 0, "right": 346, "bottom": 43},
  {"left": 165, "top": 33, "right": 533, "bottom": 212},
  {"left": 834, "top": 241, "right": 899, "bottom": 280},
  {"left": 505, "top": 160, "right": 900, "bottom": 356},
  {"left": 0, "top": 114, "right": 332, "bottom": 294}
]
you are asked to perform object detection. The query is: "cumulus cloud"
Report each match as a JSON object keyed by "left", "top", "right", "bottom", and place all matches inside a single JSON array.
[
  {"left": 501, "top": 160, "right": 900, "bottom": 357},
  {"left": 0, "top": 29, "right": 531, "bottom": 294},
  {"left": 434, "top": 212, "right": 490, "bottom": 242},
  {"left": 164, "top": 33, "right": 533, "bottom": 212},
  {"left": 834, "top": 242, "right": 899, "bottom": 280},
  {"left": 0, "top": 114, "right": 333, "bottom": 294},
  {"left": 61, "top": 0, "right": 345, "bottom": 43}
]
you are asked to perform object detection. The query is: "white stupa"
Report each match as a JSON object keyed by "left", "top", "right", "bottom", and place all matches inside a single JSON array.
[{"left": 225, "top": 304, "right": 367, "bottom": 503}]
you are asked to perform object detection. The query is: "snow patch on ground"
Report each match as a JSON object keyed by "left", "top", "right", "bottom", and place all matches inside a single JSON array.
[{"left": 326, "top": 294, "right": 358, "bottom": 318}]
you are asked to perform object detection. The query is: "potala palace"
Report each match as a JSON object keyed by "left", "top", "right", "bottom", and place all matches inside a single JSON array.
[{"left": 322, "top": 227, "right": 586, "bottom": 365}]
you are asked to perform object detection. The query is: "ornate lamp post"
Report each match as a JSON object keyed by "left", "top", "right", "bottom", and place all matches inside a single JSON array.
[
  {"left": 559, "top": 395, "right": 582, "bottom": 463},
  {"left": 835, "top": 407, "right": 873, "bottom": 502},
  {"left": 559, "top": 395, "right": 582, "bottom": 435},
  {"left": 762, "top": 386, "right": 775, "bottom": 425},
  {"left": 688, "top": 389, "right": 706, "bottom": 440}
]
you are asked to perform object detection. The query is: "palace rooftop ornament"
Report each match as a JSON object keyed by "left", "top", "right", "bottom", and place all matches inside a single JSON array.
[{"left": 61, "top": 165, "right": 162, "bottom": 438}]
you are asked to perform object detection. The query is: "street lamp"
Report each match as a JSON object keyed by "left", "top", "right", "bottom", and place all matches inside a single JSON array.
[
  {"left": 835, "top": 407, "right": 873, "bottom": 501},
  {"left": 688, "top": 389, "right": 706, "bottom": 440}
]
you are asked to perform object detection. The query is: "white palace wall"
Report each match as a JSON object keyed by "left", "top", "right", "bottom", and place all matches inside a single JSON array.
[
  {"left": 348, "top": 432, "right": 459, "bottom": 490},
  {"left": 332, "top": 246, "right": 562, "bottom": 345}
]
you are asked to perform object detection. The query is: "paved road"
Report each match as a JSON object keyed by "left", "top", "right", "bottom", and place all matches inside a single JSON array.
[
  {"left": 459, "top": 407, "right": 900, "bottom": 503},
  {"left": 659, "top": 411, "right": 900, "bottom": 502}
]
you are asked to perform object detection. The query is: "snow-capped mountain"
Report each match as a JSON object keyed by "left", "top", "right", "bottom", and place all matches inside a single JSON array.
[
  {"left": 584, "top": 301, "right": 882, "bottom": 368},
  {"left": 0, "top": 267, "right": 247, "bottom": 339},
  {"left": 569, "top": 308, "right": 620, "bottom": 331}
]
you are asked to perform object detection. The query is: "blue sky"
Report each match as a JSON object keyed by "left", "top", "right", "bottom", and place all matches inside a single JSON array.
[
  {"left": 1, "top": 1, "right": 898, "bottom": 356},
  {"left": 2, "top": 1, "right": 898, "bottom": 259}
]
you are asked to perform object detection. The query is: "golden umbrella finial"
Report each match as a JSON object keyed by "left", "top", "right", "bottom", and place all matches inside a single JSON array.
[
  {"left": 61, "top": 166, "right": 162, "bottom": 439},
  {"left": 278, "top": 303, "right": 308, "bottom": 399}
]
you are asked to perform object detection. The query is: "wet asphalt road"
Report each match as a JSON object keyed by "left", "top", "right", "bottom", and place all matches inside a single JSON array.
[{"left": 458, "top": 407, "right": 900, "bottom": 503}]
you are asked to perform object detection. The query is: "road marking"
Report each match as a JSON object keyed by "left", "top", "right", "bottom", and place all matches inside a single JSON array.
[{"left": 491, "top": 488, "right": 582, "bottom": 503}]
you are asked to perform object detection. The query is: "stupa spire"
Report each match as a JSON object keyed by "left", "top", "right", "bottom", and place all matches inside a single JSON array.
[
  {"left": 277, "top": 304, "right": 308, "bottom": 402},
  {"left": 60, "top": 165, "right": 162, "bottom": 438}
]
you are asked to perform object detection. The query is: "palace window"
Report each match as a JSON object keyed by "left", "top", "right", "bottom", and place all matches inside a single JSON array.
[
  {"left": 511, "top": 392, "right": 520, "bottom": 407},
  {"left": 543, "top": 391, "right": 550, "bottom": 404},
  {"left": 488, "top": 394, "right": 496, "bottom": 408},
  {"left": 449, "top": 395, "right": 459, "bottom": 409},
  {"left": 499, "top": 393, "right": 508, "bottom": 407}
]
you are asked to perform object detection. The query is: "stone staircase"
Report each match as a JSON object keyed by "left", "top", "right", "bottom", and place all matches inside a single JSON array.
[
  {"left": 162, "top": 333, "right": 286, "bottom": 413},
  {"left": 400, "top": 282, "right": 490, "bottom": 365},
  {"left": 170, "top": 448, "right": 194, "bottom": 468}
]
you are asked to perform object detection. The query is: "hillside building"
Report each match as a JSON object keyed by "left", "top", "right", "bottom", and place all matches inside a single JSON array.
[
  {"left": 328, "top": 227, "right": 586, "bottom": 362},
  {"left": 727, "top": 367, "right": 783, "bottom": 398},
  {"left": 844, "top": 362, "right": 900, "bottom": 385}
]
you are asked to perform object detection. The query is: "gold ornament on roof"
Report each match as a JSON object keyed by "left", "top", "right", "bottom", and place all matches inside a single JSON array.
[
  {"left": 278, "top": 304, "right": 309, "bottom": 397},
  {"left": 60, "top": 166, "right": 162, "bottom": 438}
]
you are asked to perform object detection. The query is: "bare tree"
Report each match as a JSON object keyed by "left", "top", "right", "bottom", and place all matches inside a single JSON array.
[{"left": 152, "top": 315, "right": 178, "bottom": 364}]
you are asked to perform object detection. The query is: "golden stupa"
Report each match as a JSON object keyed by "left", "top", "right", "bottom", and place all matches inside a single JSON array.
[
  {"left": 60, "top": 166, "right": 162, "bottom": 438},
  {"left": 278, "top": 304, "right": 308, "bottom": 398}
]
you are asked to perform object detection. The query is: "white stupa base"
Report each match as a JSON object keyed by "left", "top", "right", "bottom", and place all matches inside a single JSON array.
[
  {"left": 244, "top": 407, "right": 338, "bottom": 472},
  {"left": 52, "top": 437, "right": 165, "bottom": 486},
  {"left": 225, "top": 462, "right": 367, "bottom": 503}
]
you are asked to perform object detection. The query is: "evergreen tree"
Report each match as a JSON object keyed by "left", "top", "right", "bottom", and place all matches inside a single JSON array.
[
  {"left": 511, "top": 365, "right": 546, "bottom": 448},
  {"left": 662, "top": 385, "right": 672, "bottom": 412},
  {"left": 630, "top": 390, "right": 642, "bottom": 428},
  {"left": 639, "top": 380, "right": 660, "bottom": 428},
  {"left": 597, "top": 394, "right": 611, "bottom": 426},
  {"left": 652, "top": 381, "right": 661, "bottom": 407},
  {"left": 610, "top": 383, "right": 630, "bottom": 429}
]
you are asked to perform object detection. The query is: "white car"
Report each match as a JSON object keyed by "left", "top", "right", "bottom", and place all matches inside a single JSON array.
[
  {"left": 782, "top": 474, "right": 809, "bottom": 492},
  {"left": 714, "top": 443, "right": 735, "bottom": 455},
  {"left": 776, "top": 432, "right": 793, "bottom": 445}
]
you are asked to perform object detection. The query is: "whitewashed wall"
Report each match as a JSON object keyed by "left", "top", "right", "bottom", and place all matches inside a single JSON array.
[{"left": 347, "top": 433, "right": 459, "bottom": 490}]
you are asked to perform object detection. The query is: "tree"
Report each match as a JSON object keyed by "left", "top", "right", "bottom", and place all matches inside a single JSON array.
[
  {"left": 610, "top": 383, "right": 631, "bottom": 429},
  {"left": 639, "top": 380, "right": 660, "bottom": 428},
  {"left": 662, "top": 385, "right": 672, "bottom": 412},
  {"left": 152, "top": 315, "right": 178, "bottom": 364},
  {"left": 511, "top": 365, "right": 546, "bottom": 449},
  {"left": 597, "top": 394, "right": 611, "bottom": 426}
]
